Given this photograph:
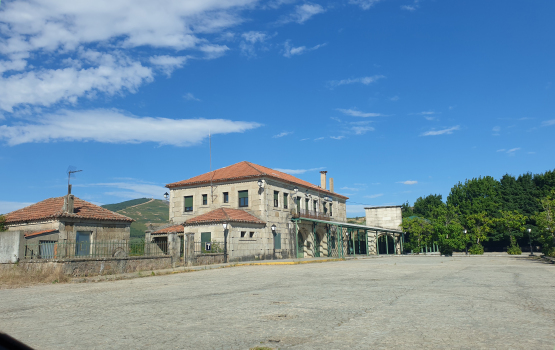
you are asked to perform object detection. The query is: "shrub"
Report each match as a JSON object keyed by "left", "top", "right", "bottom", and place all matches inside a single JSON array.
[
  {"left": 469, "top": 243, "right": 484, "bottom": 255},
  {"left": 507, "top": 236, "right": 522, "bottom": 255}
]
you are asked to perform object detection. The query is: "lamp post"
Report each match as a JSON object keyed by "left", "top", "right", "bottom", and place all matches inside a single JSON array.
[
  {"left": 271, "top": 224, "right": 277, "bottom": 260},
  {"left": 222, "top": 222, "right": 228, "bottom": 263},
  {"left": 528, "top": 228, "right": 534, "bottom": 257},
  {"left": 464, "top": 229, "right": 468, "bottom": 255},
  {"left": 163, "top": 192, "right": 169, "bottom": 201}
]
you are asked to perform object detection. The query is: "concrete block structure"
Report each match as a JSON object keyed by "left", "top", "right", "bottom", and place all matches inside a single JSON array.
[
  {"left": 365, "top": 206, "right": 403, "bottom": 254},
  {"left": 0, "top": 194, "right": 133, "bottom": 263}
]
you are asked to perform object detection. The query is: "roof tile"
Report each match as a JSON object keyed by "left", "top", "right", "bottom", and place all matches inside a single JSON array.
[
  {"left": 184, "top": 208, "right": 265, "bottom": 226},
  {"left": 152, "top": 224, "right": 184, "bottom": 235}
]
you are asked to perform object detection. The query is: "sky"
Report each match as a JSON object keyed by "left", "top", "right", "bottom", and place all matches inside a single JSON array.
[{"left": 0, "top": 0, "right": 554, "bottom": 216}]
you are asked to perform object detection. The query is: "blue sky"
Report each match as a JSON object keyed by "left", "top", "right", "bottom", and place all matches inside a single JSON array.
[{"left": 0, "top": 0, "right": 554, "bottom": 216}]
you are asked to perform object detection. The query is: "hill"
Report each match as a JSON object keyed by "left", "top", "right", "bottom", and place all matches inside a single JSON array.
[{"left": 102, "top": 198, "right": 169, "bottom": 239}]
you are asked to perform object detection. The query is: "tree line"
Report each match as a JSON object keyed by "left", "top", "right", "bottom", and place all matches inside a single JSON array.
[{"left": 401, "top": 169, "right": 555, "bottom": 256}]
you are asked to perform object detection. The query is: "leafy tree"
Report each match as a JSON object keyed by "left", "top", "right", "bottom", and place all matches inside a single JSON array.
[
  {"left": 401, "top": 216, "right": 433, "bottom": 253},
  {"left": 497, "top": 210, "right": 526, "bottom": 253},
  {"left": 429, "top": 204, "right": 465, "bottom": 255},
  {"left": 401, "top": 201, "right": 414, "bottom": 218},
  {"left": 447, "top": 176, "right": 501, "bottom": 220},
  {"left": 0, "top": 215, "right": 6, "bottom": 232},
  {"left": 466, "top": 212, "right": 495, "bottom": 254},
  {"left": 535, "top": 190, "right": 555, "bottom": 256},
  {"left": 413, "top": 194, "right": 443, "bottom": 219}
]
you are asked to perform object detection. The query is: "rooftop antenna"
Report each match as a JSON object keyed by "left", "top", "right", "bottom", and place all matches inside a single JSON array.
[{"left": 66, "top": 166, "right": 82, "bottom": 195}]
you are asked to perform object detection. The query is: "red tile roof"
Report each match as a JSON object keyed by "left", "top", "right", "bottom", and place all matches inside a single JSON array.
[
  {"left": 4, "top": 197, "right": 134, "bottom": 224},
  {"left": 24, "top": 229, "right": 58, "bottom": 238},
  {"left": 166, "top": 161, "right": 348, "bottom": 199},
  {"left": 152, "top": 224, "right": 184, "bottom": 235},
  {"left": 184, "top": 208, "right": 265, "bottom": 226}
]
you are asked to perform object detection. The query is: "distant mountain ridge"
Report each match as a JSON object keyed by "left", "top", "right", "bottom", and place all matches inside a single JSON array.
[{"left": 102, "top": 198, "right": 169, "bottom": 239}]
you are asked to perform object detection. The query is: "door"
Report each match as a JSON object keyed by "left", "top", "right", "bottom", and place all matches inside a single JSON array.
[
  {"left": 75, "top": 232, "right": 91, "bottom": 256},
  {"left": 314, "top": 233, "right": 320, "bottom": 257},
  {"left": 297, "top": 231, "right": 304, "bottom": 258}
]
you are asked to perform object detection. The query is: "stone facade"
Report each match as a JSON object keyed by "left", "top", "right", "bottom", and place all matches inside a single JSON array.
[{"left": 365, "top": 206, "right": 403, "bottom": 254}]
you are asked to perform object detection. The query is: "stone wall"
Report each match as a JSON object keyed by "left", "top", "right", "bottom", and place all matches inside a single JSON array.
[
  {"left": 0, "top": 231, "right": 23, "bottom": 263},
  {"left": 0, "top": 256, "right": 172, "bottom": 277},
  {"left": 365, "top": 206, "right": 402, "bottom": 231}
]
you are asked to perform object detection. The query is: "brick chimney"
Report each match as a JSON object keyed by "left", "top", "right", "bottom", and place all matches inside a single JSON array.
[
  {"left": 320, "top": 171, "right": 327, "bottom": 190},
  {"left": 329, "top": 178, "right": 334, "bottom": 193}
]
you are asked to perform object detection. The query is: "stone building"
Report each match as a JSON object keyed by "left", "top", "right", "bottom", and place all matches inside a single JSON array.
[
  {"left": 161, "top": 161, "right": 348, "bottom": 261},
  {"left": 0, "top": 194, "right": 133, "bottom": 263},
  {"left": 365, "top": 205, "right": 403, "bottom": 254}
]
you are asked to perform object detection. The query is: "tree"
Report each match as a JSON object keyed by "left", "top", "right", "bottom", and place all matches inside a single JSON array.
[
  {"left": 429, "top": 204, "right": 465, "bottom": 255},
  {"left": 0, "top": 215, "right": 6, "bottom": 232},
  {"left": 497, "top": 210, "right": 526, "bottom": 254},
  {"left": 401, "top": 216, "right": 433, "bottom": 253},
  {"left": 535, "top": 190, "right": 555, "bottom": 257},
  {"left": 401, "top": 201, "right": 414, "bottom": 218},
  {"left": 466, "top": 212, "right": 495, "bottom": 254},
  {"left": 413, "top": 194, "right": 443, "bottom": 219}
]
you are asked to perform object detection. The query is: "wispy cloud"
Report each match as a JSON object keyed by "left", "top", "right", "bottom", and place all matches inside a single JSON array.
[
  {"left": 279, "top": 3, "right": 326, "bottom": 24},
  {"left": 350, "top": 126, "right": 375, "bottom": 135},
  {"left": 149, "top": 55, "right": 189, "bottom": 77},
  {"left": 0, "top": 109, "right": 261, "bottom": 146},
  {"left": 240, "top": 31, "right": 272, "bottom": 57},
  {"left": 365, "top": 193, "right": 383, "bottom": 198},
  {"left": 401, "top": 0, "right": 420, "bottom": 11},
  {"left": 330, "top": 136, "right": 345, "bottom": 140},
  {"left": 349, "top": 0, "right": 382, "bottom": 10},
  {"left": 542, "top": 119, "right": 555, "bottom": 127},
  {"left": 492, "top": 126, "right": 500, "bottom": 135},
  {"left": 283, "top": 41, "right": 326, "bottom": 58},
  {"left": 273, "top": 131, "right": 293, "bottom": 138},
  {"left": 420, "top": 125, "right": 460, "bottom": 136},
  {"left": 496, "top": 149, "right": 506, "bottom": 152},
  {"left": 328, "top": 75, "right": 385, "bottom": 87},
  {"left": 274, "top": 167, "right": 325, "bottom": 175},
  {"left": 507, "top": 147, "right": 520, "bottom": 154},
  {"left": 390, "top": 96, "right": 399, "bottom": 101},
  {"left": 83, "top": 182, "right": 167, "bottom": 200},
  {"left": 397, "top": 180, "right": 418, "bottom": 185},
  {"left": 183, "top": 93, "right": 201, "bottom": 102},
  {"left": 336, "top": 108, "right": 383, "bottom": 117},
  {"left": 314, "top": 137, "right": 325, "bottom": 141}
]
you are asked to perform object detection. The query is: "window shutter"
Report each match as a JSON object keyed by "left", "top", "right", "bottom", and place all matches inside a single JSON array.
[
  {"left": 274, "top": 191, "right": 278, "bottom": 200},
  {"left": 184, "top": 196, "right": 193, "bottom": 207},
  {"left": 239, "top": 190, "right": 248, "bottom": 198}
]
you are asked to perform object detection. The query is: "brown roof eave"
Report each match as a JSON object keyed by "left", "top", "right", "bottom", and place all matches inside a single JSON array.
[{"left": 184, "top": 219, "right": 266, "bottom": 227}]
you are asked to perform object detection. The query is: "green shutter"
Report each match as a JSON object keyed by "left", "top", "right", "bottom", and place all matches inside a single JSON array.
[
  {"left": 201, "top": 232, "right": 211, "bottom": 243},
  {"left": 184, "top": 196, "right": 193, "bottom": 207},
  {"left": 239, "top": 190, "right": 248, "bottom": 198},
  {"left": 274, "top": 233, "right": 281, "bottom": 249},
  {"left": 274, "top": 191, "right": 278, "bottom": 200}
]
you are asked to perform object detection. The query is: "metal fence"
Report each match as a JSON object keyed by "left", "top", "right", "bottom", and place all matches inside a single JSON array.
[
  {"left": 194, "top": 241, "right": 225, "bottom": 255},
  {"left": 23, "top": 240, "right": 169, "bottom": 260},
  {"left": 292, "top": 209, "right": 331, "bottom": 221}
]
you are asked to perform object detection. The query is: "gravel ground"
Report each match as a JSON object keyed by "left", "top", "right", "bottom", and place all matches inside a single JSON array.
[{"left": 0, "top": 256, "right": 553, "bottom": 350}]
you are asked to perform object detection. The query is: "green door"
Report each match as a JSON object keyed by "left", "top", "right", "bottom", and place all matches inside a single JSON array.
[{"left": 76, "top": 232, "right": 90, "bottom": 257}]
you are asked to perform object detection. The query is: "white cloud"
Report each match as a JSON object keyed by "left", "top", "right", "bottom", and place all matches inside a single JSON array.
[
  {"left": 330, "top": 136, "right": 345, "bottom": 140},
  {"left": 274, "top": 167, "right": 325, "bottom": 175},
  {"left": 328, "top": 75, "right": 385, "bottom": 87},
  {"left": 183, "top": 93, "right": 201, "bottom": 102},
  {"left": 542, "top": 119, "right": 555, "bottom": 127},
  {"left": 280, "top": 3, "right": 326, "bottom": 24},
  {"left": 0, "top": 201, "right": 35, "bottom": 215},
  {"left": 349, "top": 0, "right": 382, "bottom": 10},
  {"left": 239, "top": 31, "right": 270, "bottom": 57},
  {"left": 337, "top": 108, "right": 383, "bottom": 117},
  {"left": 149, "top": 55, "right": 189, "bottom": 77},
  {"left": 507, "top": 147, "right": 520, "bottom": 154},
  {"left": 420, "top": 125, "right": 460, "bottom": 136},
  {"left": 0, "top": 0, "right": 257, "bottom": 111},
  {"left": 0, "top": 109, "right": 261, "bottom": 146},
  {"left": 492, "top": 126, "right": 501, "bottom": 132},
  {"left": 283, "top": 41, "right": 326, "bottom": 58},
  {"left": 390, "top": 96, "right": 399, "bottom": 101},
  {"left": 273, "top": 131, "right": 293, "bottom": 138},
  {"left": 397, "top": 180, "right": 418, "bottom": 185},
  {"left": 314, "top": 137, "right": 325, "bottom": 141},
  {"left": 496, "top": 149, "right": 506, "bottom": 152},
  {"left": 365, "top": 194, "right": 383, "bottom": 198},
  {"left": 415, "top": 111, "right": 436, "bottom": 115},
  {"left": 82, "top": 182, "right": 166, "bottom": 200},
  {"left": 401, "top": 5, "right": 417, "bottom": 11}
]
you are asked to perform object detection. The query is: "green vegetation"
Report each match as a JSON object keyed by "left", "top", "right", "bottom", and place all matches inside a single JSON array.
[
  {"left": 401, "top": 168, "right": 555, "bottom": 255},
  {"left": 102, "top": 198, "right": 170, "bottom": 239},
  {"left": 347, "top": 217, "right": 365, "bottom": 225},
  {"left": 101, "top": 198, "right": 151, "bottom": 212},
  {"left": 0, "top": 215, "right": 6, "bottom": 232}
]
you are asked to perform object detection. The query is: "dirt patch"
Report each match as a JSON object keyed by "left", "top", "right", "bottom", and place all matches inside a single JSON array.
[{"left": 0, "top": 264, "right": 70, "bottom": 289}]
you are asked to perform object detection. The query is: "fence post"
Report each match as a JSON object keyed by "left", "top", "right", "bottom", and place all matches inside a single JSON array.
[
  {"left": 168, "top": 233, "right": 180, "bottom": 268},
  {"left": 184, "top": 233, "right": 195, "bottom": 267}
]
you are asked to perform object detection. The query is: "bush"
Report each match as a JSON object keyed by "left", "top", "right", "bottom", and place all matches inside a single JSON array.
[
  {"left": 439, "top": 243, "right": 454, "bottom": 256},
  {"left": 469, "top": 243, "right": 484, "bottom": 255},
  {"left": 507, "top": 236, "right": 522, "bottom": 255}
]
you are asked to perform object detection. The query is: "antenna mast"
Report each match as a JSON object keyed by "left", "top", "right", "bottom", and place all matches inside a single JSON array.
[{"left": 67, "top": 168, "right": 82, "bottom": 195}]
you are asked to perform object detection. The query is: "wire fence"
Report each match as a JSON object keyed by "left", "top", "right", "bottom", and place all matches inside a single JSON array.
[
  {"left": 23, "top": 240, "right": 169, "bottom": 260},
  {"left": 194, "top": 241, "right": 225, "bottom": 255}
]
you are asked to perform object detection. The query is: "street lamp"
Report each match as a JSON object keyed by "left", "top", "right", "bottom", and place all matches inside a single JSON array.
[
  {"left": 464, "top": 229, "right": 468, "bottom": 255},
  {"left": 293, "top": 186, "right": 298, "bottom": 194},
  {"left": 223, "top": 222, "right": 228, "bottom": 263},
  {"left": 528, "top": 228, "right": 534, "bottom": 256},
  {"left": 163, "top": 192, "right": 169, "bottom": 201},
  {"left": 271, "top": 224, "right": 276, "bottom": 233},
  {"left": 222, "top": 222, "right": 228, "bottom": 230}
]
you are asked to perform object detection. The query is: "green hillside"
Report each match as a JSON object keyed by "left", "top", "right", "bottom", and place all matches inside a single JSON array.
[
  {"left": 101, "top": 198, "right": 151, "bottom": 212},
  {"left": 102, "top": 198, "right": 170, "bottom": 239}
]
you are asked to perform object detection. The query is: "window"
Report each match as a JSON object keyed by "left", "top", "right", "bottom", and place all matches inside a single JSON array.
[
  {"left": 323, "top": 203, "right": 328, "bottom": 214},
  {"left": 241, "top": 231, "right": 246, "bottom": 238},
  {"left": 283, "top": 193, "right": 288, "bottom": 209},
  {"left": 305, "top": 198, "right": 309, "bottom": 211},
  {"left": 274, "top": 233, "right": 282, "bottom": 249},
  {"left": 330, "top": 204, "right": 333, "bottom": 216},
  {"left": 296, "top": 197, "right": 301, "bottom": 214},
  {"left": 239, "top": 190, "right": 248, "bottom": 207},
  {"left": 39, "top": 240, "right": 56, "bottom": 259},
  {"left": 274, "top": 191, "right": 279, "bottom": 207},
  {"left": 184, "top": 196, "right": 193, "bottom": 212},
  {"left": 223, "top": 192, "right": 229, "bottom": 203},
  {"left": 313, "top": 200, "right": 317, "bottom": 212},
  {"left": 249, "top": 232, "right": 255, "bottom": 238},
  {"left": 202, "top": 194, "right": 208, "bottom": 205}
]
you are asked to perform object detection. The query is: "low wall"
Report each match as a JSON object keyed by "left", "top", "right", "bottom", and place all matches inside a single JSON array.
[
  {"left": 0, "top": 256, "right": 172, "bottom": 277},
  {"left": 194, "top": 253, "right": 225, "bottom": 266},
  {"left": 0, "top": 231, "right": 22, "bottom": 263}
]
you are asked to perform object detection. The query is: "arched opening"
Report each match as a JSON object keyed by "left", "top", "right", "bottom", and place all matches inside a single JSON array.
[{"left": 378, "top": 234, "right": 396, "bottom": 255}]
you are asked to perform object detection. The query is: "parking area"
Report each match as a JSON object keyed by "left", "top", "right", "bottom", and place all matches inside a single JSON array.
[{"left": 0, "top": 256, "right": 554, "bottom": 349}]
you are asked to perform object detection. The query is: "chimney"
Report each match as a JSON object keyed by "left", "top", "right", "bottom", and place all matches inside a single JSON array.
[
  {"left": 320, "top": 171, "right": 327, "bottom": 190},
  {"left": 329, "top": 178, "right": 334, "bottom": 193},
  {"left": 63, "top": 194, "right": 75, "bottom": 214}
]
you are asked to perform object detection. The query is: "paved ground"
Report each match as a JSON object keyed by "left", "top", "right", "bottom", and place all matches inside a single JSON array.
[{"left": 0, "top": 256, "right": 554, "bottom": 350}]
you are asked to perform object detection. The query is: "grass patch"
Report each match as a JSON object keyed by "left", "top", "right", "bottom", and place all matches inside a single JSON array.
[{"left": 0, "top": 265, "right": 70, "bottom": 289}]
